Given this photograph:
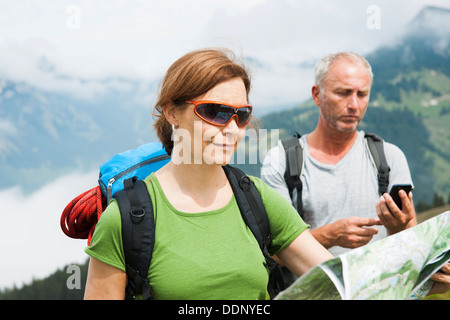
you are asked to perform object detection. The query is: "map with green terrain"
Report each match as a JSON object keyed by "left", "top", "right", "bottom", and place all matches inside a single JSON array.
[{"left": 276, "top": 211, "right": 450, "bottom": 300}]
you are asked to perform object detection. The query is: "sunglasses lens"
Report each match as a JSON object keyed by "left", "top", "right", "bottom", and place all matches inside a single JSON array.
[
  {"left": 236, "top": 107, "right": 252, "bottom": 126},
  {"left": 195, "top": 103, "right": 252, "bottom": 127},
  {"left": 195, "top": 103, "right": 232, "bottom": 125}
]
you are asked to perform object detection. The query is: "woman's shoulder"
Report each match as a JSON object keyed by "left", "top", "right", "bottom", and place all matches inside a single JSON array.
[
  {"left": 248, "top": 175, "right": 283, "bottom": 200},
  {"left": 96, "top": 199, "right": 121, "bottom": 229}
]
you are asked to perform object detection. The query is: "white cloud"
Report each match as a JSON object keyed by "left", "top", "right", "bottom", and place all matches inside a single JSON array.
[
  {"left": 1, "top": 0, "right": 450, "bottom": 292},
  {"left": 1, "top": 0, "right": 448, "bottom": 110},
  {"left": 0, "top": 118, "right": 18, "bottom": 156},
  {"left": 0, "top": 170, "right": 98, "bottom": 289}
]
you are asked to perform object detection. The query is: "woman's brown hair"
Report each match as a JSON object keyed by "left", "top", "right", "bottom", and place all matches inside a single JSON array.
[{"left": 153, "top": 48, "right": 251, "bottom": 155}]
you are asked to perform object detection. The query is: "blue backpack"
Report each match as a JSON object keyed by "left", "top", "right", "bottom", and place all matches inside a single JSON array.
[
  {"left": 95, "top": 142, "right": 284, "bottom": 299},
  {"left": 98, "top": 143, "right": 171, "bottom": 203}
]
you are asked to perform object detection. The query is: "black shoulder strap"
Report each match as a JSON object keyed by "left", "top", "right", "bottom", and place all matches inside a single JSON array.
[
  {"left": 281, "top": 132, "right": 304, "bottom": 215},
  {"left": 223, "top": 165, "right": 270, "bottom": 249},
  {"left": 364, "top": 132, "right": 390, "bottom": 195},
  {"left": 223, "top": 165, "right": 285, "bottom": 299},
  {"left": 114, "top": 177, "right": 154, "bottom": 300},
  {"left": 115, "top": 168, "right": 285, "bottom": 300}
]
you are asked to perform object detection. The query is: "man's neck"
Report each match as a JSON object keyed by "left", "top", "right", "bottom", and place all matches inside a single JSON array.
[{"left": 307, "top": 126, "right": 359, "bottom": 165}]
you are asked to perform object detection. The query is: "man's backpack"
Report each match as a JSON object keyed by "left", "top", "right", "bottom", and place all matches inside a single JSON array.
[
  {"left": 281, "top": 132, "right": 390, "bottom": 215},
  {"left": 61, "top": 142, "right": 285, "bottom": 299}
]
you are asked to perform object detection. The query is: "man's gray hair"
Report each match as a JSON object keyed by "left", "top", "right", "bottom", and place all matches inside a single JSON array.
[{"left": 314, "top": 52, "right": 373, "bottom": 88}]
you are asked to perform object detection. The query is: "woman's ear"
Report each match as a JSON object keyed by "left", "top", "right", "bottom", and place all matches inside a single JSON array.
[{"left": 162, "top": 103, "right": 178, "bottom": 127}]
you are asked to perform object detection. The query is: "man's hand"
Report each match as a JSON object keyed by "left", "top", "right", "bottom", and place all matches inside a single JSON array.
[
  {"left": 311, "top": 217, "right": 382, "bottom": 249},
  {"left": 376, "top": 190, "right": 417, "bottom": 235}
]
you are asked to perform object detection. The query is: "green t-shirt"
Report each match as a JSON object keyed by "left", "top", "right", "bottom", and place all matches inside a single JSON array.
[{"left": 85, "top": 173, "right": 309, "bottom": 300}]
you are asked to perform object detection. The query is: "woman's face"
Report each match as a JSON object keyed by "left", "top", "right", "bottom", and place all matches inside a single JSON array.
[{"left": 172, "top": 77, "right": 248, "bottom": 165}]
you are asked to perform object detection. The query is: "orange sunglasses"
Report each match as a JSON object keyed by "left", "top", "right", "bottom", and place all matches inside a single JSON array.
[{"left": 187, "top": 100, "right": 253, "bottom": 127}]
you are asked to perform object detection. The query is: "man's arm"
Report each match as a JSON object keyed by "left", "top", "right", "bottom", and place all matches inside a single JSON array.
[{"left": 309, "top": 217, "right": 382, "bottom": 249}]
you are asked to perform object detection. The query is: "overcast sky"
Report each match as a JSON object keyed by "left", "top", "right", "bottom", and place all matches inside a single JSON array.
[
  {"left": 0, "top": 0, "right": 449, "bottom": 290},
  {"left": 1, "top": 0, "right": 449, "bottom": 109}
]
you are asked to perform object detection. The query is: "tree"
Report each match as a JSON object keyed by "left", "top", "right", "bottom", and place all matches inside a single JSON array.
[{"left": 432, "top": 192, "right": 445, "bottom": 208}]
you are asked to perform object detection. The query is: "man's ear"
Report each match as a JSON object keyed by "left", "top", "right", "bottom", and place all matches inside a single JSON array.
[{"left": 311, "top": 85, "right": 321, "bottom": 106}]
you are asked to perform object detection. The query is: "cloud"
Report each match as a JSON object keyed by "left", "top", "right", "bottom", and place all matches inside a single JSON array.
[
  {"left": 1, "top": 0, "right": 449, "bottom": 111},
  {"left": 0, "top": 170, "right": 98, "bottom": 289},
  {"left": 1, "top": 0, "right": 450, "bottom": 292},
  {"left": 0, "top": 118, "right": 18, "bottom": 156},
  {"left": 198, "top": 0, "right": 450, "bottom": 108}
]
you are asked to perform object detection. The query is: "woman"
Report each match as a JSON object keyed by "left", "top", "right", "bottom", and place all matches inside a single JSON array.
[{"left": 83, "top": 48, "right": 333, "bottom": 300}]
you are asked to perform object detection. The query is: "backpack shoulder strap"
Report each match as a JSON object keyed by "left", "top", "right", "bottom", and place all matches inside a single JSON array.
[
  {"left": 280, "top": 132, "right": 304, "bottom": 214},
  {"left": 223, "top": 165, "right": 285, "bottom": 298},
  {"left": 114, "top": 177, "right": 155, "bottom": 300},
  {"left": 115, "top": 168, "right": 286, "bottom": 299},
  {"left": 223, "top": 165, "right": 270, "bottom": 247},
  {"left": 364, "top": 132, "right": 390, "bottom": 195}
]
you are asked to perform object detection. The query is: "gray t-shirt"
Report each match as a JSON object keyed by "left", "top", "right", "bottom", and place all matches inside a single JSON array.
[{"left": 261, "top": 130, "right": 413, "bottom": 256}]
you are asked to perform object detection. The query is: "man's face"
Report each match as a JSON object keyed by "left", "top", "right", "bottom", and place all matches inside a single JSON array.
[{"left": 312, "top": 58, "right": 372, "bottom": 133}]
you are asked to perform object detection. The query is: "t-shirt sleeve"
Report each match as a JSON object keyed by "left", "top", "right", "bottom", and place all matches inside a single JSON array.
[
  {"left": 384, "top": 142, "right": 414, "bottom": 190},
  {"left": 250, "top": 176, "right": 310, "bottom": 256},
  {"left": 84, "top": 199, "right": 126, "bottom": 272},
  {"left": 260, "top": 142, "right": 292, "bottom": 202}
]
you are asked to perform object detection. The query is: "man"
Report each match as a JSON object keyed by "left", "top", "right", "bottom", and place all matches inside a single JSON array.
[{"left": 261, "top": 52, "right": 417, "bottom": 256}]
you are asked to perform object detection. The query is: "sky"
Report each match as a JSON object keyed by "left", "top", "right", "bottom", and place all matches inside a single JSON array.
[
  {"left": 1, "top": 0, "right": 449, "bottom": 109},
  {"left": 0, "top": 0, "right": 449, "bottom": 290}
]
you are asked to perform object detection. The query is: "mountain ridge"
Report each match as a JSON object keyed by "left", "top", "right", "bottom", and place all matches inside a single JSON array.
[
  {"left": 1, "top": 6, "right": 449, "bottom": 199},
  {"left": 253, "top": 6, "right": 450, "bottom": 204},
  {"left": 1, "top": 4, "right": 449, "bottom": 299}
]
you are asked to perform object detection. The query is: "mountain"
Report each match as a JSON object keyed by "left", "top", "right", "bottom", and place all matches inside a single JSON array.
[
  {"left": 1, "top": 5, "right": 448, "bottom": 204},
  {"left": 2, "top": 7, "right": 449, "bottom": 203},
  {"left": 368, "top": 6, "right": 450, "bottom": 104},
  {"left": 358, "top": 6, "right": 450, "bottom": 205},
  {"left": 0, "top": 76, "right": 160, "bottom": 192},
  {"left": 0, "top": 259, "right": 88, "bottom": 300},
  {"left": 1, "top": 4, "right": 450, "bottom": 300},
  {"left": 256, "top": 6, "right": 450, "bottom": 205}
]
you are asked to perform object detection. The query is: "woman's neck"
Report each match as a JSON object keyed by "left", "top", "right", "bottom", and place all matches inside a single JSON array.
[{"left": 155, "top": 161, "right": 232, "bottom": 212}]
